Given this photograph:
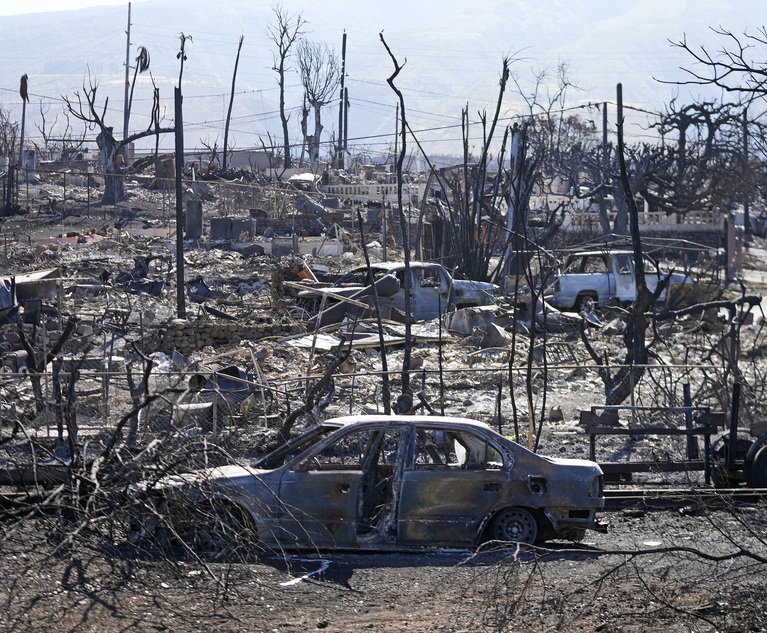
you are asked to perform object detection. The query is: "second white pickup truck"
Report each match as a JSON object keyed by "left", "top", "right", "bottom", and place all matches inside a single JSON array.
[{"left": 548, "top": 249, "right": 691, "bottom": 313}]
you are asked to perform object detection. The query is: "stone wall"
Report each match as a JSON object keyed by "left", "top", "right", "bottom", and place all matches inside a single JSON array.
[{"left": 142, "top": 317, "right": 301, "bottom": 355}]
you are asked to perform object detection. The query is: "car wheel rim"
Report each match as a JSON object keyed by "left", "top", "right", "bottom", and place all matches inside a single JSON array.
[{"left": 493, "top": 508, "right": 537, "bottom": 544}]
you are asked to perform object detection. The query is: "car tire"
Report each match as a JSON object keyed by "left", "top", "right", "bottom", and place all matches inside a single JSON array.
[{"left": 489, "top": 507, "right": 538, "bottom": 544}]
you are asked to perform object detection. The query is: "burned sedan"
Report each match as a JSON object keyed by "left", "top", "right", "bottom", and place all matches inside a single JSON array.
[{"left": 137, "top": 415, "right": 605, "bottom": 554}]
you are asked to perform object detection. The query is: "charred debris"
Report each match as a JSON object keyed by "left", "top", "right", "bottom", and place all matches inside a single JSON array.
[{"left": 0, "top": 155, "right": 765, "bottom": 498}]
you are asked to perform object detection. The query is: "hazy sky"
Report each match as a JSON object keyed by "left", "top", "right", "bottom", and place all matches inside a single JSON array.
[
  {"left": 2, "top": 0, "right": 766, "bottom": 157},
  {"left": 0, "top": 1, "right": 149, "bottom": 15}
]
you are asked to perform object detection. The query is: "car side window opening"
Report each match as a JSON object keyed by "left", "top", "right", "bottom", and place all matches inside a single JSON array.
[
  {"left": 581, "top": 255, "right": 608, "bottom": 274},
  {"left": 615, "top": 254, "right": 633, "bottom": 274},
  {"left": 299, "top": 428, "right": 375, "bottom": 471},
  {"left": 642, "top": 256, "right": 660, "bottom": 275},
  {"left": 419, "top": 267, "right": 441, "bottom": 288},
  {"left": 413, "top": 429, "right": 450, "bottom": 467},
  {"left": 413, "top": 428, "right": 505, "bottom": 471}
]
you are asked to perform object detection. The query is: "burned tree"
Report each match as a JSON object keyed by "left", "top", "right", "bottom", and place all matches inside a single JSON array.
[
  {"left": 33, "top": 102, "right": 87, "bottom": 160},
  {"left": 665, "top": 27, "right": 767, "bottom": 233},
  {"left": 647, "top": 100, "right": 746, "bottom": 214},
  {"left": 418, "top": 58, "right": 523, "bottom": 282},
  {"left": 0, "top": 109, "right": 19, "bottom": 160},
  {"left": 267, "top": 6, "right": 306, "bottom": 169},
  {"left": 669, "top": 26, "right": 767, "bottom": 98},
  {"left": 63, "top": 71, "right": 173, "bottom": 204},
  {"left": 296, "top": 39, "right": 340, "bottom": 165},
  {"left": 577, "top": 85, "right": 663, "bottom": 405},
  {"left": 379, "top": 32, "right": 414, "bottom": 396},
  {"left": 125, "top": 46, "right": 151, "bottom": 145}
]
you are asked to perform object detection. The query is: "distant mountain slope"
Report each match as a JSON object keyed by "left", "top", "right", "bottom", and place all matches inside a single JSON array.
[{"left": 0, "top": 0, "right": 760, "bottom": 159}]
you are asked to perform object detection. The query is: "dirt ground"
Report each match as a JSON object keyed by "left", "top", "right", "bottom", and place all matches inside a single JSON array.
[
  {"left": 1, "top": 174, "right": 767, "bottom": 632},
  {"left": 1, "top": 503, "right": 766, "bottom": 633}
]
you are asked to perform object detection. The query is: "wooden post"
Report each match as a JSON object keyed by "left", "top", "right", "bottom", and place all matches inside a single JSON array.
[{"left": 683, "top": 383, "right": 698, "bottom": 460}]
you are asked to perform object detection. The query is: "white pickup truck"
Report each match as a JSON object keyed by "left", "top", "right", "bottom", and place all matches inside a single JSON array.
[{"left": 548, "top": 249, "right": 691, "bottom": 313}]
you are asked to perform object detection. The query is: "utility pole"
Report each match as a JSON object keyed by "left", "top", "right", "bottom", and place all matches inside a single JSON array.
[
  {"left": 175, "top": 88, "right": 185, "bottom": 319},
  {"left": 122, "top": 3, "right": 132, "bottom": 147},
  {"left": 505, "top": 122, "right": 522, "bottom": 277},
  {"left": 336, "top": 31, "right": 347, "bottom": 168},
  {"left": 343, "top": 86, "right": 349, "bottom": 157},
  {"left": 18, "top": 74, "right": 28, "bottom": 169},
  {"left": 174, "top": 34, "right": 190, "bottom": 319},
  {"left": 598, "top": 101, "right": 610, "bottom": 233}
]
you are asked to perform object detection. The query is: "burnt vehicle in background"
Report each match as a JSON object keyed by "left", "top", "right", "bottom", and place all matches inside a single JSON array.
[{"left": 294, "top": 262, "right": 497, "bottom": 326}]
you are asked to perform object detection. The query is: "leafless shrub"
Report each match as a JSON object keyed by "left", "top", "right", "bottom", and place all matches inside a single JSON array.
[{"left": 464, "top": 500, "right": 767, "bottom": 632}]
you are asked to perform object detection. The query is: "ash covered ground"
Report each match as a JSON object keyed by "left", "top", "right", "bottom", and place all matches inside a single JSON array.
[{"left": 0, "top": 171, "right": 766, "bottom": 632}]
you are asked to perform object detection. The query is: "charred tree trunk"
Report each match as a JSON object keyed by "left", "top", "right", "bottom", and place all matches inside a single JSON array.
[
  {"left": 585, "top": 84, "right": 657, "bottom": 405},
  {"left": 97, "top": 128, "right": 125, "bottom": 204},
  {"left": 380, "top": 32, "right": 413, "bottom": 396},
  {"left": 310, "top": 102, "right": 323, "bottom": 164},
  {"left": 280, "top": 88, "right": 292, "bottom": 168},
  {"left": 17, "top": 317, "right": 78, "bottom": 415}
]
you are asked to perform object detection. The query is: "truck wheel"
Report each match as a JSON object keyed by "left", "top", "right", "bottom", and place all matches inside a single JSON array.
[{"left": 575, "top": 294, "right": 597, "bottom": 314}]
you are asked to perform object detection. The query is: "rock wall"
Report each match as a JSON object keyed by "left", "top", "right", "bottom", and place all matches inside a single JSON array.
[{"left": 141, "top": 317, "right": 301, "bottom": 355}]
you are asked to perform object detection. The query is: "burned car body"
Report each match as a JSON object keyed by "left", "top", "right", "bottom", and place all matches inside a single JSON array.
[
  {"left": 138, "top": 415, "right": 605, "bottom": 552},
  {"left": 295, "top": 262, "right": 496, "bottom": 326}
]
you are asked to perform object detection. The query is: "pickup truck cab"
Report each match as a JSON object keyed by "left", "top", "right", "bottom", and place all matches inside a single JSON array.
[{"left": 548, "top": 249, "right": 690, "bottom": 313}]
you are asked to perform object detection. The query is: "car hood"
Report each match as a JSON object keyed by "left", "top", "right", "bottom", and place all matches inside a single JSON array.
[{"left": 140, "top": 464, "right": 269, "bottom": 492}]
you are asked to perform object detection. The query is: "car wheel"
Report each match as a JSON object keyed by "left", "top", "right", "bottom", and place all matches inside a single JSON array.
[
  {"left": 489, "top": 507, "right": 538, "bottom": 544},
  {"left": 575, "top": 294, "right": 597, "bottom": 314},
  {"left": 167, "top": 500, "right": 260, "bottom": 561}
]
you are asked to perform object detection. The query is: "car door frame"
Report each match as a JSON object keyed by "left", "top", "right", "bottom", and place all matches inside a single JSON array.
[
  {"left": 276, "top": 426, "right": 374, "bottom": 548},
  {"left": 395, "top": 423, "right": 511, "bottom": 547}
]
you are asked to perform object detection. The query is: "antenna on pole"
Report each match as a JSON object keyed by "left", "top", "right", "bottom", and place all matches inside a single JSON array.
[{"left": 122, "top": 2, "right": 132, "bottom": 156}]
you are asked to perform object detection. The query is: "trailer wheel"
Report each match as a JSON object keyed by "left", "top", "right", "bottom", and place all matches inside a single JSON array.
[
  {"left": 748, "top": 445, "right": 767, "bottom": 488},
  {"left": 744, "top": 433, "right": 767, "bottom": 488},
  {"left": 710, "top": 434, "right": 753, "bottom": 488}
]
